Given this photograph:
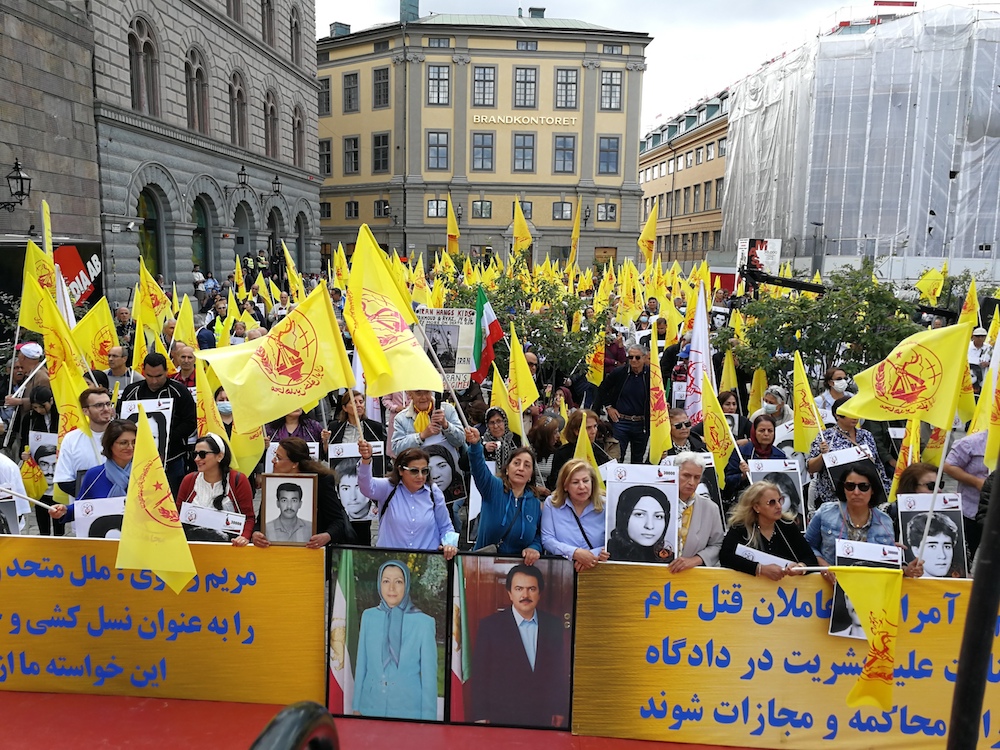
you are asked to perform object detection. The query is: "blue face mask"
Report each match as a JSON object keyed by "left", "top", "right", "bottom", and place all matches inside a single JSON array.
[{"left": 216, "top": 401, "right": 233, "bottom": 415}]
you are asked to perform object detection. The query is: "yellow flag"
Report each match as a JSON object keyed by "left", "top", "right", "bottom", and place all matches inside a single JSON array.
[
  {"left": 720, "top": 350, "right": 738, "bottom": 394},
  {"left": 72, "top": 301, "right": 119, "bottom": 371},
  {"left": 282, "top": 241, "right": 307, "bottom": 302},
  {"left": 268, "top": 279, "right": 282, "bottom": 306},
  {"left": 558, "top": 395, "right": 569, "bottom": 428},
  {"left": 958, "top": 277, "right": 980, "bottom": 328},
  {"left": 748, "top": 369, "right": 768, "bottom": 414},
  {"left": 150, "top": 321, "right": 177, "bottom": 375},
  {"left": 569, "top": 198, "right": 582, "bottom": 269},
  {"left": 700, "top": 374, "right": 736, "bottom": 489},
  {"left": 344, "top": 225, "right": 442, "bottom": 397},
  {"left": 512, "top": 197, "right": 532, "bottom": 256},
  {"left": 507, "top": 325, "right": 540, "bottom": 409},
  {"left": 985, "top": 373, "right": 1000, "bottom": 470},
  {"left": 116, "top": 405, "right": 197, "bottom": 594},
  {"left": 174, "top": 294, "right": 197, "bottom": 351},
  {"left": 197, "top": 284, "right": 355, "bottom": 428},
  {"left": 573, "top": 413, "right": 606, "bottom": 492},
  {"left": 231, "top": 424, "right": 265, "bottom": 479},
  {"left": 446, "top": 194, "right": 461, "bottom": 255},
  {"left": 838, "top": 323, "right": 972, "bottom": 429},
  {"left": 830, "top": 566, "right": 903, "bottom": 712},
  {"left": 334, "top": 244, "right": 350, "bottom": 290},
  {"left": 131, "top": 295, "right": 149, "bottom": 372},
  {"left": 20, "top": 457, "right": 48, "bottom": 501},
  {"left": 637, "top": 199, "right": 657, "bottom": 266},
  {"left": 922, "top": 425, "right": 949, "bottom": 467},
  {"left": 253, "top": 271, "right": 273, "bottom": 314},
  {"left": 42, "top": 199, "right": 53, "bottom": 257},
  {"left": 730, "top": 308, "right": 747, "bottom": 343},
  {"left": 957, "top": 364, "right": 976, "bottom": 425},
  {"left": 586, "top": 337, "right": 605, "bottom": 387},
  {"left": 25, "top": 240, "right": 57, "bottom": 298},
  {"left": 888, "top": 418, "right": 922, "bottom": 502},
  {"left": 792, "top": 351, "right": 821, "bottom": 453},
  {"left": 490, "top": 362, "right": 522, "bottom": 439},
  {"left": 987, "top": 307, "right": 1000, "bottom": 348},
  {"left": 970, "top": 370, "right": 993, "bottom": 435},
  {"left": 139, "top": 258, "right": 171, "bottom": 324},
  {"left": 914, "top": 268, "right": 944, "bottom": 306},
  {"left": 411, "top": 255, "right": 431, "bottom": 306},
  {"left": 216, "top": 314, "right": 233, "bottom": 348},
  {"left": 648, "top": 333, "right": 672, "bottom": 463},
  {"left": 195, "top": 359, "right": 238, "bottom": 472}
]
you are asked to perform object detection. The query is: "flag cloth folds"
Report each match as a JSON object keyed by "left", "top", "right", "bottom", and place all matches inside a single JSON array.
[
  {"left": 489, "top": 362, "right": 523, "bottom": 439},
  {"left": 568, "top": 199, "right": 582, "bottom": 269},
  {"left": 471, "top": 286, "right": 503, "bottom": 384},
  {"left": 233, "top": 253, "right": 245, "bottom": 296},
  {"left": 914, "top": 268, "right": 944, "bottom": 306},
  {"left": 20, "top": 457, "right": 48, "bottom": 501},
  {"left": 446, "top": 194, "right": 461, "bottom": 255},
  {"left": 985, "top": 372, "right": 1000, "bottom": 469},
  {"left": 699, "top": 373, "right": 736, "bottom": 489},
  {"left": 344, "top": 225, "right": 442, "bottom": 397},
  {"left": 648, "top": 333, "right": 672, "bottom": 464},
  {"left": 139, "top": 258, "right": 171, "bottom": 324},
  {"left": 792, "top": 351, "right": 821, "bottom": 453},
  {"left": 72, "top": 301, "right": 119, "bottom": 371},
  {"left": 197, "top": 284, "right": 354, "bottom": 428},
  {"left": 116, "top": 404, "right": 197, "bottom": 594},
  {"left": 329, "top": 549, "right": 359, "bottom": 714},
  {"left": 450, "top": 555, "right": 470, "bottom": 721},
  {"left": 888, "top": 418, "right": 921, "bottom": 503},
  {"left": 958, "top": 277, "right": 980, "bottom": 328},
  {"left": 719, "top": 349, "right": 738, "bottom": 394},
  {"left": 970, "top": 369, "right": 994, "bottom": 435},
  {"left": 586, "top": 337, "right": 605, "bottom": 387},
  {"left": 173, "top": 294, "right": 197, "bottom": 350},
  {"left": 637, "top": 198, "right": 657, "bottom": 266},
  {"left": 25, "top": 240, "right": 57, "bottom": 297},
  {"left": 411, "top": 255, "right": 431, "bottom": 306},
  {"left": 282, "top": 241, "right": 307, "bottom": 302},
  {"left": 685, "top": 284, "right": 713, "bottom": 423},
  {"left": 507, "top": 325, "right": 540, "bottom": 410},
  {"left": 837, "top": 323, "right": 972, "bottom": 429},
  {"left": 195, "top": 359, "right": 238, "bottom": 472},
  {"left": 231, "top": 425, "right": 265, "bottom": 481},
  {"left": 830, "top": 566, "right": 903, "bottom": 711},
  {"left": 512, "top": 197, "right": 532, "bottom": 256},
  {"left": 573, "top": 413, "right": 606, "bottom": 491},
  {"left": 749, "top": 368, "right": 767, "bottom": 415}
]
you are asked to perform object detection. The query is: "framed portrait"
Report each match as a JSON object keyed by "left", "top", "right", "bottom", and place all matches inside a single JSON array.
[
  {"left": 74, "top": 496, "right": 126, "bottom": 539},
  {"left": 830, "top": 539, "right": 901, "bottom": 640},
  {"left": 605, "top": 470, "right": 680, "bottom": 565},
  {"left": 28, "top": 431, "right": 58, "bottom": 498},
  {"left": 896, "top": 492, "right": 968, "bottom": 578},
  {"left": 0, "top": 498, "right": 19, "bottom": 535},
  {"left": 747, "top": 458, "right": 806, "bottom": 529},
  {"left": 260, "top": 473, "right": 318, "bottom": 546},
  {"left": 265, "top": 441, "right": 319, "bottom": 473},
  {"left": 120, "top": 398, "right": 173, "bottom": 462},
  {"left": 328, "top": 547, "right": 449, "bottom": 723},
  {"left": 450, "top": 554, "right": 574, "bottom": 729}
]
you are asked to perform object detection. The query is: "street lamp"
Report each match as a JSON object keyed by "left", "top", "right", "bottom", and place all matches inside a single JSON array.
[
  {"left": 456, "top": 203, "right": 463, "bottom": 224},
  {"left": 224, "top": 166, "right": 282, "bottom": 201},
  {"left": 1, "top": 160, "right": 31, "bottom": 212},
  {"left": 583, "top": 205, "right": 591, "bottom": 228}
]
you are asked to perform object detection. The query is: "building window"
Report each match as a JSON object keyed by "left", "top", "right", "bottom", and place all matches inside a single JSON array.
[
  {"left": 513, "top": 133, "right": 535, "bottom": 172},
  {"left": 686, "top": 151, "right": 694, "bottom": 168},
  {"left": 372, "top": 133, "right": 390, "bottom": 173},
  {"left": 555, "top": 68, "right": 578, "bottom": 109},
  {"left": 427, "top": 200, "right": 447, "bottom": 217},
  {"left": 552, "top": 202, "right": 572, "bottom": 220},
  {"left": 603, "top": 44, "right": 624, "bottom": 54},
  {"left": 344, "top": 136, "right": 359, "bottom": 174},
  {"left": 373, "top": 67, "right": 390, "bottom": 108},
  {"left": 598, "top": 137, "right": 620, "bottom": 174},
  {"left": 343, "top": 73, "right": 359, "bottom": 113},
  {"left": 428, "top": 65, "right": 450, "bottom": 105},
  {"left": 704, "top": 182, "right": 712, "bottom": 211},
  {"left": 185, "top": 48, "right": 209, "bottom": 134},
  {"left": 128, "top": 17, "right": 160, "bottom": 116},
  {"left": 427, "top": 131, "right": 449, "bottom": 170},
  {"left": 517, "top": 40, "right": 538, "bottom": 50},
  {"left": 374, "top": 40, "right": 389, "bottom": 53},
  {"left": 345, "top": 201, "right": 359, "bottom": 219},
  {"left": 651, "top": 164, "right": 659, "bottom": 180},
  {"left": 676, "top": 156, "right": 684, "bottom": 172},
  {"left": 696, "top": 147, "right": 704, "bottom": 165},
  {"left": 227, "top": 0, "right": 243, "bottom": 23},
  {"left": 673, "top": 190, "right": 681, "bottom": 216},
  {"left": 597, "top": 203, "right": 617, "bottom": 221},
  {"left": 716, "top": 178, "right": 724, "bottom": 209},
  {"left": 712, "top": 230, "right": 721, "bottom": 250},
  {"left": 473, "top": 66, "right": 496, "bottom": 107},
  {"left": 706, "top": 142, "right": 715, "bottom": 160},
  {"left": 319, "top": 202, "right": 331, "bottom": 219},
  {"left": 718, "top": 137, "right": 727, "bottom": 156},
  {"left": 514, "top": 67, "right": 537, "bottom": 108},
  {"left": 554, "top": 135, "right": 576, "bottom": 173},
  {"left": 264, "top": 90, "right": 279, "bottom": 157},
  {"left": 318, "top": 77, "right": 331, "bottom": 116},
  {"left": 600, "top": 70, "right": 622, "bottom": 110},
  {"left": 693, "top": 184, "right": 701, "bottom": 213},
  {"left": 292, "top": 106, "right": 305, "bottom": 168},
  {"left": 290, "top": 6, "right": 302, "bottom": 66},
  {"left": 319, "top": 139, "right": 332, "bottom": 176},
  {"left": 472, "top": 200, "right": 492, "bottom": 219},
  {"left": 428, "top": 37, "right": 450, "bottom": 47},
  {"left": 472, "top": 132, "right": 494, "bottom": 171},
  {"left": 659, "top": 196, "right": 667, "bottom": 219},
  {"left": 667, "top": 158, "right": 674, "bottom": 174},
  {"left": 683, "top": 187, "right": 690, "bottom": 214},
  {"left": 261, "top": 0, "right": 275, "bottom": 46},
  {"left": 374, "top": 200, "right": 390, "bottom": 218},
  {"left": 516, "top": 201, "right": 533, "bottom": 220},
  {"left": 721, "top": 97, "right": 730, "bottom": 114},
  {"left": 229, "top": 71, "right": 248, "bottom": 147}
]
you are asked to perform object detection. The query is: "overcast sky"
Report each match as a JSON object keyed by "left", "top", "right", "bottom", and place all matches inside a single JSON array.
[{"left": 314, "top": 0, "right": 946, "bottom": 136}]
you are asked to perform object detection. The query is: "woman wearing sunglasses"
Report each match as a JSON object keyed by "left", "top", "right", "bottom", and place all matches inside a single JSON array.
[
  {"left": 176, "top": 434, "right": 256, "bottom": 545},
  {"left": 657, "top": 407, "right": 707, "bottom": 462},
  {"left": 720, "top": 481, "right": 817, "bottom": 579},
  {"left": 357, "top": 440, "right": 459, "bottom": 560}
]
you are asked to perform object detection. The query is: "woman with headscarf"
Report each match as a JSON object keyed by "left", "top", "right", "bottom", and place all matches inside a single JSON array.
[
  {"left": 479, "top": 407, "right": 521, "bottom": 467},
  {"left": 353, "top": 560, "right": 438, "bottom": 720},
  {"left": 748, "top": 385, "right": 793, "bottom": 427},
  {"left": 606, "top": 484, "right": 674, "bottom": 563},
  {"left": 692, "top": 390, "right": 751, "bottom": 443},
  {"left": 723, "top": 414, "right": 786, "bottom": 502},
  {"left": 175, "top": 433, "right": 255, "bottom": 546}
]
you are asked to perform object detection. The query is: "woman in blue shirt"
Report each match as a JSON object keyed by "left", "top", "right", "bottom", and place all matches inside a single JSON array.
[
  {"left": 465, "top": 427, "right": 544, "bottom": 564},
  {"left": 353, "top": 560, "right": 438, "bottom": 720},
  {"left": 542, "top": 458, "right": 609, "bottom": 571}
]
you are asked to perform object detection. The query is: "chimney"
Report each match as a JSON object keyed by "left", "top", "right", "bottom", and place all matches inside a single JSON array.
[
  {"left": 400, "top": 0, "right": 419, "bottom": 23},
  {"left": 517, "top": 7, "right": 522, "bottom": 17},
  {"left": 330, "top": 22, "right": 351, "bottom": 37},
  {"left": 528, "top": 7, "right": 545, "bottom": 18}
]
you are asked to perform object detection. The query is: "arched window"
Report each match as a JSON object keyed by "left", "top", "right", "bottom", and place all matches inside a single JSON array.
[
  {"left": 264, "top": 90, "right": 279, "bottom": 159},
  {"left": 185, "top": 48, "right": 210, "bottom": 134},
  {"left": 296, "top": 213, "right": 307, "bottom": 268},
  {"left": 290, "top": 7, "right": 302, "bottom": 66},
  {"left": 229, "top": 71, "right": 248, "bottom": 147},
  {"left": 227, "top": 0, "right": 243, "bottom": 23},
  {"left": 128, "top": 18, "right": 159, "bottom": 116},
  {"left": 191, "top": 198, "right": 212, "bottom": 274},
  {"left": 292, "top": 106, "right": 304, "bottom": 168},
  {"left": 137, "top": 189, "right": 162, "bottom": 278},
  {"left": 261, "top": 0, "right": 275, "bottom": 47}
]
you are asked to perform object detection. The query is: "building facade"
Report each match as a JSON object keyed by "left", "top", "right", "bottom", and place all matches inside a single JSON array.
[
  {"left": 316, "top": 9, "right": 650, "bottom": 269},
  {"left": 638, "top": 93, "right": 728, "bottom": 266}
]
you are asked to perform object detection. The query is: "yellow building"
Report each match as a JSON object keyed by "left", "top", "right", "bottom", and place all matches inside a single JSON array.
[
  {"left": 638, "top": 93, "right": 728, "bottom": 265},
  {"left": 317, "top": 7, "right": 651, "bottom": 269}
]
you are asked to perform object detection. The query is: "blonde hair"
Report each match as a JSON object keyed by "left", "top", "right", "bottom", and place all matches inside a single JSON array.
[
  {"left": 550, "top": 459, "right": 604, "bottom": 512},
  {"left": 727, "top": 481, "right": 795, "bottom": 546}
]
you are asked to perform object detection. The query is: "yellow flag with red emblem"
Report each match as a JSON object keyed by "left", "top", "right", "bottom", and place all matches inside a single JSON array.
[
  {"left": 888, "top": 418, "right": 921, "bottom": 503},
  {"left": 139, "top": 258, "right": 171, "bottom": 325},
  {"left": 586, "top": 337, "right": 605, "bottom": 387},
  {"left": 792, "top": 351, "right": 821, "bottom": 452},
  {"left": 637, "top": 199, "right": 657, "bottom": 266},
  {"left": 700, "top": 373, "right": 736, "bottom": 489},
  {"left": 648, "top": 332, "right": 672, "bottom": 463},
  {"left": 72, "top": 301, "right": 119, "bottom": 371},
  {"left": 573, "top": 413, "right": 606, "bottom": 492},
  {"left": 512, "top": 197, "right": 533, "bottom": 256},
  {"left": 116, "top": 405, "right": 197, "bottom": 594},
  {"left": 197, "top": 284, "right": 354, "bottom": 428},
  {"left": 25, "top": 240, "right": 57, "bottom": 298},
  {"left": 194, "top": 359, "right": 238, "bottom": 472},
  {"left": 958, "top": 277, "right": 980, "bottom": 328},
  {"left": 748, "top": 368, "right": 768, "bottom": 415},
  {"left": 490, "top": 362, "right": 522, "bottom": 439},
  {"left": 20, "top": 456, "right": 48, "bottom": 500}
]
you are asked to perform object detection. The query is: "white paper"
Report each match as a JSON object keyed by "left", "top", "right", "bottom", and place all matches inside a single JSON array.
[
  {"left": 180, "top": 501, "right": 244, "bottom": 536},
  {"left": 735, "top": 543, "right": 793, "bottom": 568},
  {"left": 73, "top": 496, "right": 126, "bottom": 539}
]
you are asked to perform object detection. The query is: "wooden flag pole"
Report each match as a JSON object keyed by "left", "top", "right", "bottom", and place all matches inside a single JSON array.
[{"left": 1, "top": 485, "right": 56, "bottom": 510}]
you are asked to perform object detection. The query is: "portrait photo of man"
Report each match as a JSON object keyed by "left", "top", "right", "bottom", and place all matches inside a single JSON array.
[
  {"left": 469, "top": 563, "right": 570, "bottom": 728},
  {"left": 266, "top": 481, "right": 312, "bottom": 543}
]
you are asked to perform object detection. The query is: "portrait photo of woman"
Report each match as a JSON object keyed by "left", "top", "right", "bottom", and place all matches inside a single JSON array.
[{"left": 606, "top": 484, "right": 677, "bottom": 564}]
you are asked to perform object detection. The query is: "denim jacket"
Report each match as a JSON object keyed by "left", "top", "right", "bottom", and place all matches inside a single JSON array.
[{"left": 804, "top": 501, "right": 895, "bottom": 563}]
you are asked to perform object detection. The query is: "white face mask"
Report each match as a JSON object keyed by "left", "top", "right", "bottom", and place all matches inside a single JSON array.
[
  {"left": 832, "top": 379, "right": 849, "bottom": 393},
  {"left": 763, "top": 402, "right": 778, "bottom": 415}
]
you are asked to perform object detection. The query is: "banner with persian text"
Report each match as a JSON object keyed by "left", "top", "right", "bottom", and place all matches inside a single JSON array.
[
  {"left": 0, "top": 537, "right": 325, "bottom": 705},
  {"left": 573, "top": 565, "right": 1000, "bottom": 749}
]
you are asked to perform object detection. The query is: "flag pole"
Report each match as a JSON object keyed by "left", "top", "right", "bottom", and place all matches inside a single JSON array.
[
  {"left": 915, "top": 421, "right": 956, "bottom": 563},
  {"left": 3, "top": 358, "right": 48, "bottom": 450},
  {"left": 1, "top": 485, "right": 56, "bottom": 510},
  {"left": 412, "top": 319, "right": 471, "bottom": 430}
]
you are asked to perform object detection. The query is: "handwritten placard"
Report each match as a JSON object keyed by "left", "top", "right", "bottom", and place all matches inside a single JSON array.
[{"left": 0, "top": 537, "right": 325, "bottom": 705}]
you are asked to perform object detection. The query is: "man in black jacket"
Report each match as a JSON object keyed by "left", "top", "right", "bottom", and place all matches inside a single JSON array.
[{"left": 595, "top": 344, "right": 650, "bottom": 463}]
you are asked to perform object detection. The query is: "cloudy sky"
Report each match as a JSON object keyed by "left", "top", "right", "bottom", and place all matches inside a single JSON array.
[{"left": 314, "top": 0, "right": 928, "bottom": 136}]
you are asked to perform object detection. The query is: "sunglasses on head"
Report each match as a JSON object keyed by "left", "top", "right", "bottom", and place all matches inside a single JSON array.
[
  {"left": 400, "top": 466, "right": 430, "bottom": 476},
  {"left": 920, "top": 480, "right": 944, "bottom": 492},
  {"left": 672, "top": 421, "right": 692, "bottom": 430},
  {"left": 193, "top": 450, "right": 218, "bottom": 459},
  {"left": 843, "top": 481, "right": 871, "bottom": 492}
]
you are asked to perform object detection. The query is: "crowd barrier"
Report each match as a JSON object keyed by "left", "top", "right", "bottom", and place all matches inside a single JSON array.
[{"left": 2, "top": 538, "right": 999, "bottom": 749}]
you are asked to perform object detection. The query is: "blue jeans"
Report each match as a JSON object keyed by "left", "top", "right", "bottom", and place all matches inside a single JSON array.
[{"left": 612, "top": 420, "right": 649, "bottom": 464}]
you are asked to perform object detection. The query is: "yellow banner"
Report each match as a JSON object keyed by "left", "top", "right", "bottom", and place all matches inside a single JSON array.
[
  {"left": 0, "top": 537, "right": 325, "bottom": 705},
  {"left": 574, "top": 566, "right": 1000, "bottom": 748}
]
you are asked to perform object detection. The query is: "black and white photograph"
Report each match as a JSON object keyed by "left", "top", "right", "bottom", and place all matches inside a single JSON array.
[
  {"left": 605, "top": 472, "right": 679, "bottom": 564},
  {"left": 710, "top": 306, "right": 731, "bottom": 331},
  {"left": 28, "top": 431, "right": 58, "bottom": 500},
  {"left": 423, "top": 324, "right": 460, "bottom": 370},
  {"left": 896, "top": 493, "right": 968, "bottom": 578},
  {"left": 260, "top": 473, "right": 318, "bottom": 546},
  {"left": 0, "top": 498, "right": 19, "bottom": 535},
  {"left": 829, "top": 539, "right": 902, "bottom": 640},
  {"left": 179, "top": 500, "right": 247, "bottom": 542},
  {"left": 332, "top": 458, "right": 377, "bottom": 544},
  {"left": 119, "top": 398, "right": 173, "bottom": 462},
  {"left": 73, "top": 496, "right": 126, "bottom": 539},
  {"left": 416, "top": 308, "right": 477, "bottom": 375},
  {"left": 747, "top": 458, "right": 806, "bottom": 529},
  {"left": 451, "top": 555, "right": 574, "bottom": 729},
  {"left": 823, "top": 446, "right": 883, "bottom": 503}
]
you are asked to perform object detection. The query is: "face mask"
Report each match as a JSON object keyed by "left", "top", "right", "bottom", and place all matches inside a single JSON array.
[
  {"left": 216, "top": 401, "right": 233, "bottom": 415},
  {"left": 763, "top": 402, "right": 778, "bottom": 415},
  {"left": 639, "top": 316, "right": 649, "bottom": 324},
  {"left": 832, "top": 379, "right": 848, "bottom": 393}
]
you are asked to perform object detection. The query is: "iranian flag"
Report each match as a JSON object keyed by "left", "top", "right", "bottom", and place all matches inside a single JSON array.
[
  {"left": 328, "top": 549, "right": 358, "bottom": 714},
  {"left": 471, "top": 286, "right": 503, "bottom": 383},
  {"left": 450, "top": 556, "right": 471, "bottom": 720}
]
